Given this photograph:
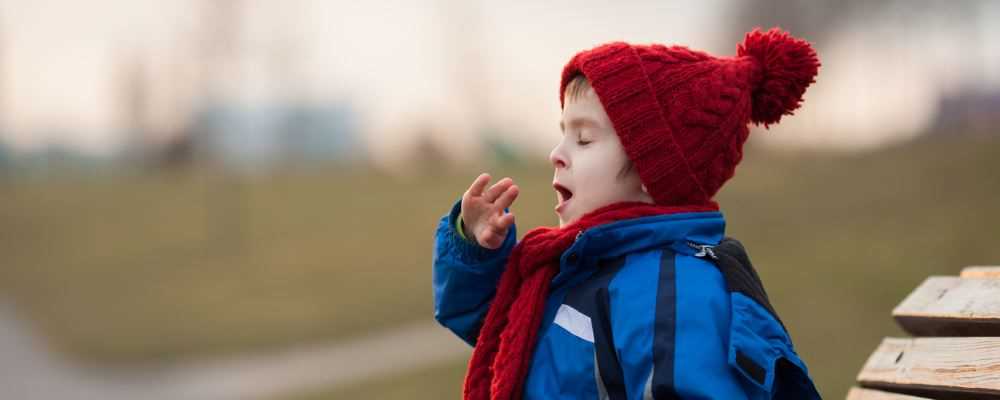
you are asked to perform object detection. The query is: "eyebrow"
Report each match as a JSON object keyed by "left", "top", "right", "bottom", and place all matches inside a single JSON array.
[{"left": 559, "top": 116, "right": 599, "bottom": 133}]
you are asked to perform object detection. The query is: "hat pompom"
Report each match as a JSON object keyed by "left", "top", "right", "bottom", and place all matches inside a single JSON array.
[{"left": 737, "top": 27, "right": 820, "bottom": 127}]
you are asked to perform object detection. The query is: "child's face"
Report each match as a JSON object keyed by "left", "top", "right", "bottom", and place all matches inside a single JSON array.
[{"left": 550, "top": 87, "right": 653, "bottom": 227}]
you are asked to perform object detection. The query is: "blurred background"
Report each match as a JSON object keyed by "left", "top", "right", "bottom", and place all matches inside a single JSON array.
[{"left": 1, "top": 0, "right": 999, "bottom": 399}]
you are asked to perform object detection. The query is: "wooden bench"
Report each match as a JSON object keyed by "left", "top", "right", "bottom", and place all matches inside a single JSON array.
[{"left": 848, "top": 266, "right": 1000, "bottom": 399}]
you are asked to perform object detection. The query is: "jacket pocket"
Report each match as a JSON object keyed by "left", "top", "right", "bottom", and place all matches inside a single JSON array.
[{"left": 727, "top": 293, "right": 821, "bottom": 399}]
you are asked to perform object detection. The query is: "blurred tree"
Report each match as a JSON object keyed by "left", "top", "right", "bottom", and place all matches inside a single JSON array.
[
  {"left": 0, "top": 139, "right": 10, "bottom": 173},
  {"left": 211, "top": 0, "right": 248, "bottom": 252},
  {"left": 159, "top": 131, "right": 196, "bottom": 169},
  {"left": 194, "top": 0, "right": 245, "bottom": 168},
  {"left": 116, "top": 50, "right": 152, "bottom": 165},
  {"left": 411, "top": 126, "right": 451, "bottom": 174}
]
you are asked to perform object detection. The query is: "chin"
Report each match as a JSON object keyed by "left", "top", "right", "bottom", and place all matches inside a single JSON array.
[{"left": 557, "top": 213, "right": 578, "bottom": 228}]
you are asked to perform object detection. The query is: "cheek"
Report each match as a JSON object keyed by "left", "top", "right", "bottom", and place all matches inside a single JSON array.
[
  {"left": 575, "top": 154, "right": 617, "bottom": 186},
  {"left": 577, "top": 151, "right": 631, "bottom": 202}
]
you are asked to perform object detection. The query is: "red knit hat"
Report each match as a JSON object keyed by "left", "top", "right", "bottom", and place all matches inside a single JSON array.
[{"left": 560, "top": 27, "right": 820, "bottom": 207}]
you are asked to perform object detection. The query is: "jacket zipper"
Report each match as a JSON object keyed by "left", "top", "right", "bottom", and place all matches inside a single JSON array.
[{"left": 687, "top": 241, "right": 718, "bottom": 260}]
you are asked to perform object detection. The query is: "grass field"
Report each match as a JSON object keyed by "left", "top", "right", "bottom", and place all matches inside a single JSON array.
[{"left": 2, "top": 135, "right": 999, "bottom": 399}]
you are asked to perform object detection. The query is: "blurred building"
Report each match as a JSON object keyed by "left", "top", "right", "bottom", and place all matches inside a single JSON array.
[
  {"left": 929, "top": 89, "right": 1000, "bottom": 136},
  {"left": 191, "top": 100, "right": 360, "bottom": 170}
]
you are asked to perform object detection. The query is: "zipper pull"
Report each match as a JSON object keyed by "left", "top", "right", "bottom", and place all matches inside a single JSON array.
[
  {"left": 687, "top": 241, "right": 718, "bottom": 260},
  {"left": 575, "top": 230, "right": 584, "bottom": 241}
]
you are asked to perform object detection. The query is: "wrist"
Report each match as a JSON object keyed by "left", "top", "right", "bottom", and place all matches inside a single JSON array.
[
  {"left": 461, "top": 219, "right": 475, "bottom": 243},
  {"left": 456, "top": 213, "right": 477, "bottom": 245}
]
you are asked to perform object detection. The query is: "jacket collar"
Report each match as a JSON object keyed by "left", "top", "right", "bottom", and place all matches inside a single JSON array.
[{"left": 558, "top": 211, "right": 726, "bottom": 277}]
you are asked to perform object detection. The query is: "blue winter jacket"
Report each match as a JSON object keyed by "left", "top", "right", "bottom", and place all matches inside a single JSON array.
[{"left": 433, "top": 200, "right": 821, "bottom": 399}]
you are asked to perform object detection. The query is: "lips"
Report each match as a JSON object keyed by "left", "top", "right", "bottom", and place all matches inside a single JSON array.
[{"left": 553, "top": 182, "right": 573, "bottom": 213}]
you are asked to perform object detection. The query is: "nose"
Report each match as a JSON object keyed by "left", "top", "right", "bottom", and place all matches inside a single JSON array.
[{"left": 549, "top": 143, "right": 567, "bottom": 169}]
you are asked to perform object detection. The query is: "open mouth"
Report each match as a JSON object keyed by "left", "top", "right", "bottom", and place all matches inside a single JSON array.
[{"left": 553, "top": 182, "right": 573, "bottom": 211}]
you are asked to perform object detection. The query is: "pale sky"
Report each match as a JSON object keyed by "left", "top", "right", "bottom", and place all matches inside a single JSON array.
[
  {"left": 0, "top": 0, "right": 732, "bottom": 161},
  {"left": 0, "top": 0, "right": 997, "bottom": 162}
]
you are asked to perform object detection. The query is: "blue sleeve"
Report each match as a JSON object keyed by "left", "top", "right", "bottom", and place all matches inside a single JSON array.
[{"left": 433, "top": 199, "right": 516, "bottom": 346}]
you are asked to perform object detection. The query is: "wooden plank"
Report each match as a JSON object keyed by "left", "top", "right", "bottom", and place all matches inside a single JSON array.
[
  {"left": 893, "top": 276, "right": 1000, "bottom": 336},
  {"left": 857, "top": 337, "right": 1000, "bottom": 399},
  {"left": 961, "top": 266, "right": 1000, "bottom": 279},
  {"left": 847, "top": 387, "right": 932, "bottom": 399}
]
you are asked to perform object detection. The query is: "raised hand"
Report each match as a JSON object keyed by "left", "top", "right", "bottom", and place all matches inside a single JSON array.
[{"left": 461, "top": 173, "right": 519, "bottom": 249}]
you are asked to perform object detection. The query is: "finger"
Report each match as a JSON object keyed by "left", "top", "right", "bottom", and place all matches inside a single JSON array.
[
  {"left": 482, "top": 177, "right": 513, "bottom": 203},
  {"left": 492, "top": 185, "right": 519, "bottom": 212},
  {"left": 495, "top": 212, "right": 515, "bottom": 230},
  {"left": 466, "top": 173, "right": 491, "bottom": 197}
]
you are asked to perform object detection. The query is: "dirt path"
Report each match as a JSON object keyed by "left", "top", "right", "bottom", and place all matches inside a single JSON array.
[{"left": 0, "top": 301, "right": 470, "bottom": 399}]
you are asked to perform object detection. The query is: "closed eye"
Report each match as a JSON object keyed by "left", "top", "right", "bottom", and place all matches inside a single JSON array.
[{"left": 576, "top": 139, "right": 592, "bottom": 146}]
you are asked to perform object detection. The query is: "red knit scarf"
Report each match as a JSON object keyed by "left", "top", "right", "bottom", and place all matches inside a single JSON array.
[{"left": 462, "top": 201, "right": 717, "bottom": 400}]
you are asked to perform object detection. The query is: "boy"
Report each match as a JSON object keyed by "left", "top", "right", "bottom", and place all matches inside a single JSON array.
[{"left": 434, "top": 28, "right": 822, "bottom": 399}]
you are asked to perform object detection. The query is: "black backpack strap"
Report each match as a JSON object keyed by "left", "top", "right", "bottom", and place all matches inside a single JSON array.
[{"left": 709, "top": 237, "right": 787, "bottom": 334}]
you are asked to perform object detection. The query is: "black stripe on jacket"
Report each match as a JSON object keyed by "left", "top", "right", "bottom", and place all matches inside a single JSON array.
[
  {"left": 651, "top": 248, "right": 680, "bottom": 399},
  {"left": 562, "top": 248, "right": 681, "bottom": 400},
  {"left": 563, "top": 256, "right": 628, "bottom": 400}
]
